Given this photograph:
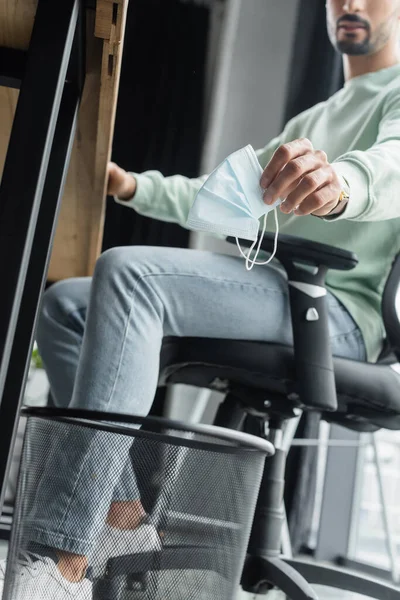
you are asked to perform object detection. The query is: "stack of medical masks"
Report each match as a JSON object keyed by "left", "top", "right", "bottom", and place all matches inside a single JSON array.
[{"left": 186, "top": 145, "right": 282, "bottom": 270}]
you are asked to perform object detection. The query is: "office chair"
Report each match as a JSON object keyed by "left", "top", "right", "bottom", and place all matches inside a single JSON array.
[{"left": 95, "top": 232, "right": 400, "bottom": 600}]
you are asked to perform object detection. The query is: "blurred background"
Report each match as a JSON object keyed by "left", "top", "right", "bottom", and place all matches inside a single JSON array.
[{"left": 2, "top": 0, "right": 399, "bottom": 596}]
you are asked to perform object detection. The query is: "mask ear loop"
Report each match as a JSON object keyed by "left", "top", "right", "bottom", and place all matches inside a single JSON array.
[{"left": 235, "top": 208, "right": 279, "bottom": 271}]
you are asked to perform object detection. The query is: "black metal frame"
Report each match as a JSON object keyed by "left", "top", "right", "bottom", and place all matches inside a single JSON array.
[
  {"left": 0, "top": 0, "right": 86, "bottom": 514},
  {"left": 0, "top": 48, "right": 26, "bottom": 89}
]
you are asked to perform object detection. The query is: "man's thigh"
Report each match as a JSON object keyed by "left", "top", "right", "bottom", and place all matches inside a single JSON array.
[
  {"left": 120, "top": 246, "right": 364, "bottom": 361},
  {"left": 114, "top": 246, "right": 291, "bottom": 345}
]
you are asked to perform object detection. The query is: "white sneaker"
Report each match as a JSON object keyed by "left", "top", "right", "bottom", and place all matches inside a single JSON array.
[
  {"left": 0, "top": 552, "right": 91, "bottom": 599},
  {"left": 91, "top": 522, "right": 162, "bottom": 578}
]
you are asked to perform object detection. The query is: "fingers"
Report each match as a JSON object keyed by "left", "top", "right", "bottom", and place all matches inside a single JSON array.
[
  {"left": 107, "top": 162, "right": 126, "bottom": 195},
  {"left": 107, "top": 162, "right": 121, "bottom": 178},
  {"left": 302, "top": 184, "right": 341, "bottom": 216},
  {"left": 281, "top": 166, "right": 334, "bottom": 214},
  {"left": 261, "top": 138, "right": 315, "bottom": 189},
  {"left": 263, "top": 150, "right": 327, "bottom": 206}
]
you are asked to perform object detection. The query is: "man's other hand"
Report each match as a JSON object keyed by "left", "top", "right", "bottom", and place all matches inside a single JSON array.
[
  {"left": 107, "top": 162, "right": 137, "bottom": 200},
  {"left": 260, "top": 138, "right": 345, "bottom": 217}
]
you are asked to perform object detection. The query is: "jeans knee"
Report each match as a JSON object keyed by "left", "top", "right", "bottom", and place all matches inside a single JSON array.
[
  {"left": 95, "top": 246, "right": 142, "bottom": 273},
  {"left": 94, "top": 247, "right": 164, "bottom": 319},
  {"left": 38, "top": 280, "right": 67, "bottom": 326},
  {"left": 95, "top": 247, "right": 126, "bottom": 275},
  {"left": 36, "top": 279, "right": 89, "bottom": 351},
  {"left": 94, "top": 247, "right": 148, "bottom": 289}
]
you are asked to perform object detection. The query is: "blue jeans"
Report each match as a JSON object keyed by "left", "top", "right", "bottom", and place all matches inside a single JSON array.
[{"left": 31, "top": 246, "right": 366, "bottom": 555}]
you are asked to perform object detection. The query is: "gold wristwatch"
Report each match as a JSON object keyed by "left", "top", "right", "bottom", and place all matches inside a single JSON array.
[
  {"left": 335, "top": 176, "right": 350, "bottom": 210},
  {"left": 323, "top": 175, "right": 350, "bottom": 219}
]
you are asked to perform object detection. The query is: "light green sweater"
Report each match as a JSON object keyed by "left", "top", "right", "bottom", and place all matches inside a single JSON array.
[{"left": 116, "top": 64, "right": 400, "bottom": 362}]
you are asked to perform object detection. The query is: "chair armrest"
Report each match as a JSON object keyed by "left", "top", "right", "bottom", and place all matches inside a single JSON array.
[
  {"left": 228, "top": 232, "right": 358, "bottom": 271},
  {"left": 226, "top": 234, "right": 359, "bottom": 413}
]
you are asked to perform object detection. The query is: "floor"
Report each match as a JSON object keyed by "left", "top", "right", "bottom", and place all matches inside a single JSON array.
[{"left": 0, "top": 540, "right": 379, "bottom": 599}]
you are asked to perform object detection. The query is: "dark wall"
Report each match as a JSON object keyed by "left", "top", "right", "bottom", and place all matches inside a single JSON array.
[{"left": 102, "top": 0, "right": 210, "bottom": 252}]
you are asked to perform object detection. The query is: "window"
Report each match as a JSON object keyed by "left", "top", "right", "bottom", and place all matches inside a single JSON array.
[{"left": 350, "top": 430, "right": 400, "bottom": 570}]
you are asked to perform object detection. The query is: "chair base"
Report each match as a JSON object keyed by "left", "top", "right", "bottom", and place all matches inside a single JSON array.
[
  {"left": 242, "top": 555, "right": 318, "bottom": 599},
  {"left": 284, "top": 557, "right": 400, "bottom": 600}
]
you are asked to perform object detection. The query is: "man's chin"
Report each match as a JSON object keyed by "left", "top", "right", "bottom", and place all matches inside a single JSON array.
[{"left": 336, "top": 40, "right": 371, "bottom": 56}]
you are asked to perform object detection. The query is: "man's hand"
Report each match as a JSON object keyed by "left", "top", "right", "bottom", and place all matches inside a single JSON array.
[
  {"left": 260, "top": 138, "right": 345, "bottom": 217},
  {"left": 107, "top": 162, "right": 137, "bottom": 200}
]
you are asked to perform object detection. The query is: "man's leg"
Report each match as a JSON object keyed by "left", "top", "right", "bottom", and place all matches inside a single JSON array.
[
  {"left": 36, "top": 278, "right": 90, "bottom": 410},
  {"left": 30, "top": 246, "right": 365, "bottom": 566},
  {"left": 36, "top": 278, "right": 144, "bottom": 516}
]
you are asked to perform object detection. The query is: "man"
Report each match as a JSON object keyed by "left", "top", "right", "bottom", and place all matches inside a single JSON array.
[{"left": 2, "top": 1, "right": 400, "bottom": 597}]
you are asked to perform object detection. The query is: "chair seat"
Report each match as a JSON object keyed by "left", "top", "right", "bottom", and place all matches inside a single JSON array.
[{"left": 159, "top": 337, "right": 400, "bottom": 431}]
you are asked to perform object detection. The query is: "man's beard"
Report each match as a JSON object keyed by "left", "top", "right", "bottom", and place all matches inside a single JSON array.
[{"left": 336, "top": 36, "right": 372, "bottom": 56}]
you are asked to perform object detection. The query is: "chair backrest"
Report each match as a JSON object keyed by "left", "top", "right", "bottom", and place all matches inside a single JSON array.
[{"left": 381, "top": 253, "right": 400, "bottom": 361}]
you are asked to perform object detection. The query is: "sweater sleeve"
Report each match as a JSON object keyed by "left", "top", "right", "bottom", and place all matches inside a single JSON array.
[
  {"left": 332, "top": 91, "right": 400, "bottom": 221},
  {"left": 114, "top": 171, "right": 208, "bottom": 228}
]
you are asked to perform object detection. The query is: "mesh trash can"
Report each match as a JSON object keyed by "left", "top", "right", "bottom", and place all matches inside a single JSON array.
[{"left": 4, "top": 407, "right": 274, "bottom": 600}]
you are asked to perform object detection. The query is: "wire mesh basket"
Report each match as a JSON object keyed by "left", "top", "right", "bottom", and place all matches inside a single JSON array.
[{"left": 3, "top": 407, "right": 274, "bottom": 600}]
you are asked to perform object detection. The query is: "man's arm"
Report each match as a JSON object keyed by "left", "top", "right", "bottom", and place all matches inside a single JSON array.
[
  {"left": 332, "top": 92, "right": 400, "bottom": 221},
  {"left": 107, "top": 137, "right": 284, "bottom": 229},
  {"left": 260, "top": 92, "right": 400, "bottom": 221}
]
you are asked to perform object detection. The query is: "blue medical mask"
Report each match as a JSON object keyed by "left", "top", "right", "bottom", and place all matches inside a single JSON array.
[{"left": 187, "top": 145, "right": 281, "bottom": 270}]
